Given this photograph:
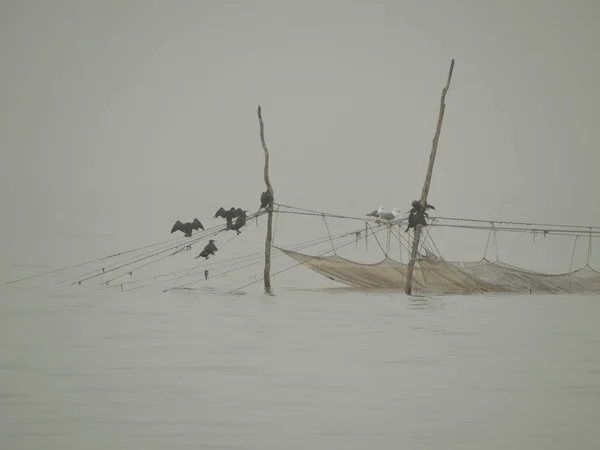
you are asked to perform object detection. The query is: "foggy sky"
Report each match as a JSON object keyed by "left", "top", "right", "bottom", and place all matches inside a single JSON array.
[{"left": 1, "top": 0, "right": 599, "bottom": 278}]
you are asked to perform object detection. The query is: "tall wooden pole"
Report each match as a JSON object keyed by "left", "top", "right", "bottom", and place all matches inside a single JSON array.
[
  {"left": 405, "top": 59, "right": 455, "bottom": 295},
  {"left": 257, "top": 105, "right": 274, "bottom": 293}
]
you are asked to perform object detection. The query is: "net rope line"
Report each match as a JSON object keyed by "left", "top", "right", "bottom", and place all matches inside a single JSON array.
[
  {"left": 162, "top": 232, "right": 367, "bottom": 294},
  {"left": 6, "top": 226, "right": 211, "bottom": 285},
  {"left": 149, "top": 218, "right": 263, "bottom": 293},
  {"left": 273, "top": 203, "right": 600, "bottom": 234},
  {"left": 386, "top": 229, "right": 391, "bottom": 254},
  {"left": 166, "top": 216, "right": 260, "bottom": 282},
  {"left": 163, "top": 227, "right": 380, "bottom": 293},
  {"left": 273, "top": 209, "right": 600, "bottom": 238},
  {"left": 400, "top": 229, "right": 600, "bottom": 287},
  {"left": 128, "top": 245, "right": 290, "bottom": 293},
  {"left": 259, "top": 206, "right": 600, "bottom": 290},
  {"left": 220, "top": 221, "right": 427, "bottom": 293},
  {"left": 8, "top": 209, "right": 267, "bottom": 286},
  {"left": 398, "top": 224, "right": 403, "bottom": 263},
  {"left": 227, "top": 222, "right": 390, "bottom": 294},
  {"left": 94, "top": 217, "right": 259, "bottom": 291},
  {"left": 569, "top": 235, "right": 580, "bottom": 272},
  {"left": 322, "top": 214, "right": 336, "bottom": 255},
  {"left": 108, "top": 229, "right": 353, "bottom": 292},
  {"left": 232, "top": 225, "right": 395, "bottom": 293},
  {"left": 437, "top": 223, "right": 600, "bottom": 238},
  {"left": 483, "top": 222, "right": 494, "bottom": 260},
  {"left": 69, "top": 227, "right": 222, "bottom": 286},
  {"left": 120, "top": 222, "right": 390, "bottom": 292},
  {"left": 162, "top": 231, "right": 363, "bottom": 294},
  {"left": 59, "top": 213, "right": 262, "bottom": 285},
  {"left": 387, "top": 221, "right": 414, "bottom": 255},
  {"left": 267, "top": 208, "right": 600, "bottom": 291},
  {"left": 109, "top": 220, "right": 386, "bottom": 291},
  {"left": 270, "top": 203, "right": 414, "bottom": 258},
  {"left": 165, "top": 223, "right": 391, "bottom": 293},
  {"left": 367, "top": 223, "right": 387, "bottom": 256},
  {"left": 11, "top": 200, "right": 599, "bottom": 293},
  {"left": 66, "top": 211, "right": 265, "bottom": 286},
  {"left": 272, "top": 205, "right": 280, "bottom": 245},
  {"left": 588, "top": 227, "right": 593, "bottom": 266},
  {"left": 8, "top": 200, "right": 599, "bottom": 287},
  {"left": 217, "top": 236, "right": 370, "bottom": 290},
  {"left": 56, "top": 231, "right": 209, "bottom": 286},
  {"left": 148, "top": 221, "right": 386, "bottom": 287},
  {"left": 135, "top": 239, "right": 337, "bottom": 293}
]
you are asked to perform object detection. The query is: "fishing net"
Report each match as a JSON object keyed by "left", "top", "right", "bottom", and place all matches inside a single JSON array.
[{"left": 277, "top": 247, "right": 600, "bottom": 295}]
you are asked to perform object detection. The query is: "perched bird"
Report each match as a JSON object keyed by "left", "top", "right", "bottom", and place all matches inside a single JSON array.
[
  {"left": 214, "top": 207, "right": 246, "bottom": 227},
  {"left": 378, "top": 207, "right": 398, "bottom": 221},
  {"left": 409, "top": 200, "right": 435, "bottom": 215},
  {"left": 170, "top": 218, "right": 204, "bottom": 237},
  {"left": 259, "top": 190, "right": 273, "bottom": 210},
  {"left": 366, "top": 205, "right": 384, "bottom": 217},
  {"left": 405, "top": 210, "right": 428, "bottom": 232},
  {"left": 195, "top": 240, "right": 218, "bottom": 260},
  {"left": 228, "top": 211, "right": 248, "bottom": 235}
]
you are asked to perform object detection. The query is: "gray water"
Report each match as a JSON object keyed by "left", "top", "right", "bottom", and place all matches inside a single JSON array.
[{"left": 1, "top": 285, "right": 599, "bottom": 449}]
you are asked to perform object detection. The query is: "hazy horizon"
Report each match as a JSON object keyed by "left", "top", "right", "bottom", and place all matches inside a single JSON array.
[
  {"left": 2, "top": 3, "right": 600, "bottom": 449},
  {"left": 1, "top": 0, "right": 599, "bottom": 279}
]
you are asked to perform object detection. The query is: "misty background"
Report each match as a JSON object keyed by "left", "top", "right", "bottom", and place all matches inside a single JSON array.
[
  {"left": 2, "top": 3, "right": 600, "bottom": 450},
  {"left": 1, "top": 0, "right": 599, "bottom": 282}
]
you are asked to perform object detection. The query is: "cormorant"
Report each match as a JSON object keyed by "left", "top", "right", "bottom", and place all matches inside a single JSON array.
[
  {"left": 195, "top": 240, "right": 218, "bottom": 260},
  {"left": 228, "top": 211, "right": 248, "bottom": 235},
  {"left": 170, "top": 218, "right": 204, "bottom": 237},
  {"left": 409, "top": 200, "right": 435, "bottom": 215},
  {"left": 259, "top": 190, "right": 273, "bottom": 210},
  {"left": 214, "top": 207, "right": 246, "bottom": 227},
  {"left": 366, "top": 205, "right": 384, "bottom": 217},
  {"left": 405, "top": 210, "right": 428, "bottom": 232}
]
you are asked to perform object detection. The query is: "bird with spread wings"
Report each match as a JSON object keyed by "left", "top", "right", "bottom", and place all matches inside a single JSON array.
[
  {"left": 170, "top": 218, "right": 204, "bottom": 237},
  {"left": 214, "top": 207, "right": 246, "bottom": 227}
]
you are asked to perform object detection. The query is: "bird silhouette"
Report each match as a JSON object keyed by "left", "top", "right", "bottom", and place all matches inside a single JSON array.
[
  {"left": 259, "top": 190, "right": 273, "bottom": 210},
  {"left": 409, "top": 200, "right": 435, "bottom": 215},
  {"left": 170, "top": 218, "right": 204, "bottom": 237},
  {"left": 195, "top": 240, "right": 218, "bottom": 260},
  {"left": 228, "top": 211, "right": 248, "bottom": 235},
  {"left": 214, "top": 207, "right": 246, "bottom": 227},
  {"left": 405, "top": 210, "right": 428, "bottom": 232}
]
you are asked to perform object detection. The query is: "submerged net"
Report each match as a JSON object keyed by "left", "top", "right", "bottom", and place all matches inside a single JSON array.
[{"left": 277, "top": 247, "right": 600, "bottom": 295}]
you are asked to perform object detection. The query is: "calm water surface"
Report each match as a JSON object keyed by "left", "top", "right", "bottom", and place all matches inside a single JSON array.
[{"left": 1, "top": 285, "right": 599, "bottom": 449}]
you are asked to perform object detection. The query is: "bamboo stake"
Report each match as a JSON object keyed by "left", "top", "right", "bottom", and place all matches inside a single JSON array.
[
  {"left": 405, "top": 59, "right": 455, "bottom": 295},
  {"left": 257, "top": 105, "right": 274, "bottom": 293}
]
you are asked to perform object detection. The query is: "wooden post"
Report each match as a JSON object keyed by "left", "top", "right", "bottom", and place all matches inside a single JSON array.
[
  {"left": 257, "top": 105, "right": 274, "bottom": 293},
  {"left": 405, "top": 59, "right": 455, "bottom": 295}
]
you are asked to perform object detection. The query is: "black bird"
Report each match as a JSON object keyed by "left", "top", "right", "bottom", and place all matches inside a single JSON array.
[
  {"left": 214, "top": 207, "right": 246, "bottom": 227},
  {"left": 171, "top": 218, "right": 204, "bottom": 237},
  {"left": 228, "top": 211, "right": 248, "bottom": 235},
  {"left": 405, "top": 210, "right": 428, "bottom": 232},
  {"left": 259, "top": 190, "right": 273, "bottom": 210},
  {"left": 195, "top": 240, "right": 218, "bottom": 260},
  {"left": 409, "top": 200, "right": 436, "bottom": 215}
]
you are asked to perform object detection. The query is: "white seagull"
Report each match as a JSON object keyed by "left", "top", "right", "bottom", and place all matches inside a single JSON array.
[
  {"left": 366, "top": 205, "right": 384, "bottom": 217},
  {"left": 378, "top": 207, "right": 398, "bottom": 221}
]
